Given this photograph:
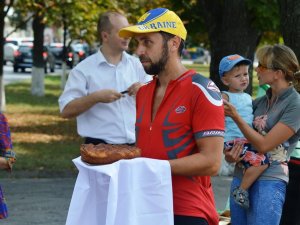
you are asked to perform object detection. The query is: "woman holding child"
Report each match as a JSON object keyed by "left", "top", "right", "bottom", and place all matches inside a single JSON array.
[{"left": 224, "top": 44, "right": 300, "bottom": 225}]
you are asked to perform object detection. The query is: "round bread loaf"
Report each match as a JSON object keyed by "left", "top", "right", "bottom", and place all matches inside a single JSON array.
[{"left": 80, "top": 143, "right": 141, "bottom": 165}]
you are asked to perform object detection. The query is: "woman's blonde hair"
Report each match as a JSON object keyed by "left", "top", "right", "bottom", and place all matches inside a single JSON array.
[{"left": 256, "top": 44, "right": 300, "bottom": 91}]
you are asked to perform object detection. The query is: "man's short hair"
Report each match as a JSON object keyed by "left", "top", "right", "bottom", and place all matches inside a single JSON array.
[
  {"left": 159, "top": 31, "right": 185, "bottom": 56},
  {"left": 97, "top": 11, "right": 124, "bottom": 43}
]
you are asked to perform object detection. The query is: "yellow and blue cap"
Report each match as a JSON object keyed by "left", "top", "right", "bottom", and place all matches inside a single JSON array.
[{"left": 119, "top": 8, "right": 187, "bottom": 41}]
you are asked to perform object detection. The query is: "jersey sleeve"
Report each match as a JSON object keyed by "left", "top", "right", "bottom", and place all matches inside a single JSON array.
[{"left": 191, "top": 76, "right": 225, "bottom": 139}]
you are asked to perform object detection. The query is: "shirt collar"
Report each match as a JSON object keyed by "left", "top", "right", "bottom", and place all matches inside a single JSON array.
[
  {"left": 151, "top": 69, "right": 197, "bottom": 84},
  {"left": 266, "top": 86, "right": 294, "bottom": 100},
  {"left": 96, "top": 48, "right": 129, "bottom": 66}
]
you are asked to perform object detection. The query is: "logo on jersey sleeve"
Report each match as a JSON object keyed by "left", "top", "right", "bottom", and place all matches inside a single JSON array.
[
  {"left": 192, "top": 75, "right": 223, "bottom": 106},
  {"left": 175, "top": 106, "right": 186, "bottom": 114},
  {"left": 207, "top": 81, "right": 220, "bottom": 92}
]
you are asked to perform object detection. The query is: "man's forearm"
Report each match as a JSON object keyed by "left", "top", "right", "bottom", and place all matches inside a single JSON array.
[
  {"left": 169, "top": 153, "right": 221, "bottom": 177},
  {"left": 61, "top": 94, "right": 98, "bottom": 118}
]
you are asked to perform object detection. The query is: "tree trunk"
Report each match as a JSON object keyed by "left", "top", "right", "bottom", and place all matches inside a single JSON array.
[
  {"left": 31, "top": 14, "right": 45, "bottom": 96},
  {"left": 31, "top": 67, "right": 45, "bottom": 96},
  {"left": 61, "top": 15, "right": 67, "bottom": 89},
  {"left": 0, "top": 1, "right": 5, "bottom": 111},
  {"left": 198, "top": 0, "right": 262, "bottom": 94},
  {"left": 278, "top": 0, "right": 300, "bottom": 61},
  {"left": 61, "top": 62, "right": 67, "bottom": 89}
]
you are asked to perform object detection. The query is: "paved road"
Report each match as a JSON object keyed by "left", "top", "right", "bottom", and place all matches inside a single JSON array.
[
  {"left": 3, "top": 64, "right": 67, "bottom": 85},
  {"left": 3, "top": 64, "right": 32, "bottom": 85},
  {"left": 1, "top": 177, "right": 76, "bottom": 225},
  {"left": 0, "top": 174, "right": 232, "bottom": 225}
]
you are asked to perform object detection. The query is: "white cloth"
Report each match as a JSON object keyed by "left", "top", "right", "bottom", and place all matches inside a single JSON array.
[
  {"left": 58, "top": 50, "right": 151, "bottom": 144},
  {"left": 66, "top": 157, "right": 173, "bottom": 225}
]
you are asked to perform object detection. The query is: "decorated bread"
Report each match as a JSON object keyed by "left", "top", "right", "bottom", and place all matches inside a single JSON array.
[{"left": 80, "top": 143, "right": 141, "bottom": 165}]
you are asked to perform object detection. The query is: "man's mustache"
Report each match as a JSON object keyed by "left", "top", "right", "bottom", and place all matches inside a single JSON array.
[{"left": 139, "top": 56, "right": 151, "bottom": 62}]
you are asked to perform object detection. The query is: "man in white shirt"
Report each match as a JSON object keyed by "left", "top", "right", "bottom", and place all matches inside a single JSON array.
[{"left": 58, "top": 11, "right": 150, "bottom": 145}]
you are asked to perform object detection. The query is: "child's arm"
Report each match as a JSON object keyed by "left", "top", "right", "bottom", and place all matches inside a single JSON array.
[{"left": 222, "top": 92, "right": 229, "bottom": 101}]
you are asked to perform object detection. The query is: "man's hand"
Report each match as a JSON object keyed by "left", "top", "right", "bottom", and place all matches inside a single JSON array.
[
  {"left": 125, "top": 82, "right": 144, "bottom": 96},
  {"left": 95, "top": 89, "right": 122, "bottom": 103},
  {"left": 61, "top": 89, "right": 123, "bottom": 118}
]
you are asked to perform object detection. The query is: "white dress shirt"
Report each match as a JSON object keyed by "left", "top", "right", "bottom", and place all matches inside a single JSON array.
[{"left": 58, "top": 50, "right": 151, "bottom": 144}]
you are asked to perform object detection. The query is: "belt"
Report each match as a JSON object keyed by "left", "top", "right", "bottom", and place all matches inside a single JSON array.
[{"left": 84, "top": 137, "right": 135, "bottom": 146}]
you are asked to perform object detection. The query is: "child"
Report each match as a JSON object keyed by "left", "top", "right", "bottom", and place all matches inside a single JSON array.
[
  {"left": 0, "top": 113, "right": 16, "bottom": 219},
  {"left": 219, "top": 54, "right": 269, "bottom": 209}
]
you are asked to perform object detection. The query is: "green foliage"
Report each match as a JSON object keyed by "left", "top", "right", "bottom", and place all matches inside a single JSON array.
[
  {"left": 168, "top": 0, "right": 282, "bottom": 48},
  {"left": 12, "top": 0, "right": 170, "bottom": 46},
  {"left": 110, "top": 0, "right": 171, "bottom": 24},
  {"left": 45, "top": 1, "right": 112, "bottom": 45},
  {"left": 7, "top": 8, "right": 28, "bottom": 32},
  {"left": 13, "top": 0, "right": 112, "bottom": 45},
  {"left": 246, "top": 0, "right": 282, "bottom": 44},
  {"left": 246, "top": 0, "right": 280, "bottom": 31},
  {"left": 9, "top": 0, "right": 284, "bottom": 47},
  {"left": 166, "top": 0, "right": 208, "bottom": 47}
]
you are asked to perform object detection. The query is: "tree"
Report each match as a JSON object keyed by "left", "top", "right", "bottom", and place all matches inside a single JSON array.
[
  {"left": 174, "top": 0, "right": 279, "bottom": 93},
  {"left": 278, "top": 0, "right": 300, "bottom": 91},
  {"left": 14, "top": 0, "right": 49, "bottom": 96},
  {"left": 31, "top": 11, "right": 46, "bottom": 96},
  {"left": 46, "top": 0, "right": 112, "bottom": 88},
  {"left": 278, "top": 0, "right": 300, "bottom": 60},
  {"left": 198, "top": 0, "right": 262, "bottom": 93},
  {"left": 0, "top": 0, "right": 14, "bottom": 111},
  {"left": 170, "top": 0, "right": 280, "bottom": 94},
  {"left": 45, "top": 0, "right": 166, "bottom": 88},
  {"left": 14, "top": 0, "right": 113, "bottom": 94},
  {"left": 12, "top": 0, "right": 286, "bottom": 96}
]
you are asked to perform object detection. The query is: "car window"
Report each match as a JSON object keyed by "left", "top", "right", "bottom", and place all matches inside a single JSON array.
[
  {"left": 72, "top": 45, "right": 83, "bottom": 51},
  {"left": 19, "top": 46, "right": 32, "bottom": 53},
  {"left": 49, "top": 46, "right": 63, "bottom": 52},
  {"left": 5, "top": 40, "right": 18, "bottom": 45}
]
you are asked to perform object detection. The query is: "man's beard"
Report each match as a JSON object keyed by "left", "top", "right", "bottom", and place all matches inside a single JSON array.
[{"left": 140, "top": 43, "right": 169, "bottom": 75}]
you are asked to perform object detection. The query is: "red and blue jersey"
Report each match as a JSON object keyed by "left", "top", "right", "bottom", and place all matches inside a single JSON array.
[{"left": 136, "top": 70, "right": 224, "bottom": 225}]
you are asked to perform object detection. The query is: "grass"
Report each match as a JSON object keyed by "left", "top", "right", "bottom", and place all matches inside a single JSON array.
[
  {"left": 185, "top": 63, "right": 210, "bottom": 77},
  {"left": 2, "top": 65, "right": 259, "bottom": 178},
  {"left": 4, "top": 76, "right": 82, "bottom": 177}
]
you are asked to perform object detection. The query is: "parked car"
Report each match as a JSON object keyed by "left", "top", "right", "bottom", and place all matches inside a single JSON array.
[
  {"left": 13, "top": 43, "right": 55, "bottom": 73},
  {"left": 47, "top": 43, "right": 65, "bottom": 67},
  {"left": 71, "top": 43, "right": 88, "bottom": 62},
  {"left": 4, "top": 43, "right": 18, "bottom": 64},
  {"left": 4, "top": 37, "right": 33, "bottom": 64},
  {"left": 47, "top": 42, "right": 88, "bottom": 68}
]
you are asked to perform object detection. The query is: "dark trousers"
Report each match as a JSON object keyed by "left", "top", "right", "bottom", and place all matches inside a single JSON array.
[
  {"left": 280, "top": 161, "right": 300, "bottom": 225},
  {"left": 84, "top": 137, "right": 107, "bottom": 145},
  {"left": 84, "top": 137, "right": 135, "bottom": 146},
  {"left": 174, "top": 215, "right": 208, "bottom": 225}
]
